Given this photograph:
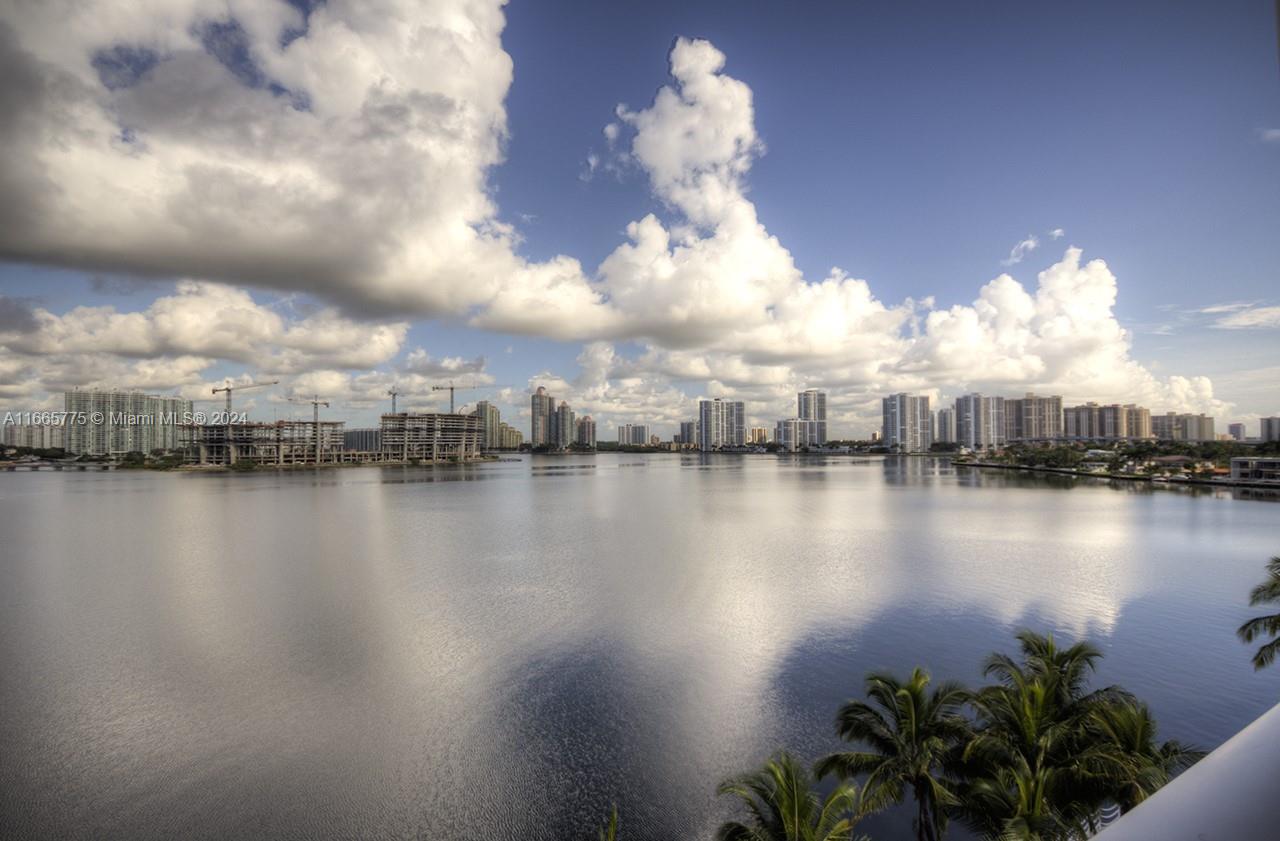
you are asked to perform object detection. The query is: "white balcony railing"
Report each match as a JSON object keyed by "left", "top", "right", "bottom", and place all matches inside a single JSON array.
[{"left": 1094, "top": 701, "right": 1280, "bottom": 841}]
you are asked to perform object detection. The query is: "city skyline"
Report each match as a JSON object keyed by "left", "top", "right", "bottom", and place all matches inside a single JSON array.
[
  {"left": 9, "top": 384, "right": 1280, "bottom": 452},
  {"left": 0, "top": 1, "right": 1277, "bottom": 439},
  {"left": 3, "top": 6, "right": 1278, "bottom": 840}
]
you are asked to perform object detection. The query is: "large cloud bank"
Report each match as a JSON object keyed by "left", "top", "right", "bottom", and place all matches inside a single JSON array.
[{"left": 0, "top": 2, "right": 1230, "bottom": 430}]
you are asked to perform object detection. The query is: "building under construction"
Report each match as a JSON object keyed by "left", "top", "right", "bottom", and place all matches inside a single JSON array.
[
  {"left": 379, "top": 413, "right": 483, "bottom": 461},
  {"left": 183, "top": 420, "right": 346, "bottom": 466},
  {"left": 183, "top": 412, "right": 483, "bottom": 466}
]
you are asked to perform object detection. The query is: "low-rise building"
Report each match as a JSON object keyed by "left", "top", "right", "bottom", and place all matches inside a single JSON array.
[{"left": 1231, "top": 457, "right": 1280, "bottom": 484}]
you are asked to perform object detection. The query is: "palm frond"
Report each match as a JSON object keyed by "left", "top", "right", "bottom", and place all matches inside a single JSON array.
[
  {"left": 597, "top": 805, "right": 620, "bottom": 841},
  {"left": 1236, "top": 612, "right": 1280, "bottom": 644},
  {"left": 1251, "top": 635, "right": 1280, "bottom": 670}
]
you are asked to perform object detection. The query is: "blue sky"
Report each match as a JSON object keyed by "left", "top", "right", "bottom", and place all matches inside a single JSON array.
[{"left": 0, "top": 0, "right": 1276, "bottom": 436}]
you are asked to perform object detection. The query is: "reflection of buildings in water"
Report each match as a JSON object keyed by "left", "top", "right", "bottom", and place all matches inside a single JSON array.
[
  {"left": 934, "top": 537, "right": 1136, "bottom": 635},
  {"left": 1231, "top": 487, "right": 1280, "bottom": 503},
  {"left": 6, "top": 457, "right": 1178, "bottom": 840},
  {"left": 683, "top": 452, "right": 749, "bottom": 471},
  {"left": 880, "top": 454, "right": 948, "bottom": 484},
  {"left": 926, "top": 488, "right": 1145, "bottom": 635},
  {"left": 956, "top": 468, "right": 1086, "bottom": 492}
]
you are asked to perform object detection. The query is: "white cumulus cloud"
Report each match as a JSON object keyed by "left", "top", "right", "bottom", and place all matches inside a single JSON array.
[
  {"left": 0, "top": 0, "right": 595, "bottom": 319},
  {"left": 0, "top": 10, "right": 1238, "bottom": 429}
]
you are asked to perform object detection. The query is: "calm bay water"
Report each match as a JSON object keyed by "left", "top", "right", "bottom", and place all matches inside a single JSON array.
[{"left": 1, "top": 454, "right": 1277, "bottom": 840}]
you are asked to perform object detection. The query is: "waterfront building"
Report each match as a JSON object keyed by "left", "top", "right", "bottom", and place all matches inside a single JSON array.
[
  {"left": 498, "top": 422, "right": 523, "bottom": 450},
  {"left": 617, "top": 423, "right": 652, "bottom": 446},
  {"left": 1262, "top": 417, "right": 1280, "bottom": 443},
  {"left": 1063, "top": 402, "right": 1135, "bottom": 440},
  {"left": 678, "top": 420, "right": 698, "bottom": 445},
  {"left": 553, "top": 401, "right": 575, "bottom": 450},
  {"left": 472, "top": 400, "right": 501, "bottom": 449},
  {"left": 186, "top": 419, "right": 345, "bottom": 465},
  {"left": 749, "top": 427, "right": 769, "bottom": 445},
  {"left": 1004, "top": 393, "right": 1063, "bottom": 441},
  {"left": 881, "top": 393, "right": 932, "bottom": 453},
  {"left": 697, "top": 399, "right": 746, "bottom": 451},
  {"left": 381, "top": 412, "right": 482, "bottom": 461},
  {"left": 2, "top": 422, "right": 66, "bottom": 450},
  {"left": 1228, "top": 423, "right": 1246, "bottom": 442},
  {"left": 1231, "top": 457, "right": 1280, "bottom": 483},
  {"left": 575, "top": 416, "right": 596, "bottom": 448},
  {"left": 530, "top": 386, "right": 556, "bottom": 447},
  {"left": 343, "top": 428, "right": 381, "bottom": 452},
  {"left": 797, "top": 389, "right": 828, "bottom": 445},
  {"left": 935, "top": 407, "right": 956, "bottom": 444},
  {"left": 1063, "top": 405, "right": 1089, "bottom": 439},
  {"left": 955, "top": 393, "right": 1005, "bottom": 450},
  {"left": 1151, "top": 412, "right": 1215, "bottom": 442},
  {"left": 775, "top": 418, "right": 800, "bottom": 452},
  {"left": 64, "top": 390, "right": 193, "bottom": 455},
  {"left": 774, "top": 417, "right": 822, "bottom": 450},
  {"left": 1124, "top": 404, "right": 1152, "bottom": 439}
]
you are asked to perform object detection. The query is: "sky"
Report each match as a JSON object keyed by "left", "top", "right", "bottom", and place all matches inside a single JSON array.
[{"left": 0, "top": 0, "right": 1277, "bottom": 439}]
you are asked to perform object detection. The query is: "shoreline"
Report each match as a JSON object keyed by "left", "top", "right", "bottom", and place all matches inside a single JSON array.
[
  {"left": 954, "top": 460, "right": 1278, "bottom": 490},
  {"left": 1, "top": 455, "right": 506, "bottom": 473}
]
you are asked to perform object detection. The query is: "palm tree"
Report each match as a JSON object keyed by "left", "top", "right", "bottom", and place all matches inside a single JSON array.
[
  {"left": 1237, "top": 556, "right": 1280, "bottom": 670},
  {"left": 1089, "top": 699, "right": 1203, "bottom": 813},
  {"left": 815, "top": 667, "right": 970, "bottom": 841},
  {"left": 958, "top": 632, "right": 1130, "bottom": 840},
  {"left": 717, "top": 752, "right": 866, "bottom": 841},
  {"left": 983, "top": 630, "right": 1104, "bottom": 709}
]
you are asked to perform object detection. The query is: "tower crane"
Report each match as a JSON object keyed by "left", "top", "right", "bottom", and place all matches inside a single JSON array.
[
  {"left": 288, "top": 395, "right": 330, "bottom": 465},
  {"left": 431, "top": 381, "right": 481, "bottom": 414},
  {"left": 384, "top": 383, "right": 510, "bottom": 415},
  {"left": 211, "top": 380, "right": 279, "bottom": 415}
]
